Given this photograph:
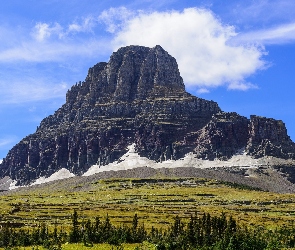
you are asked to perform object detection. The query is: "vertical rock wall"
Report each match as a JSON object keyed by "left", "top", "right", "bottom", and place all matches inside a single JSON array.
[{"left": 0, "top": 45, "right": 294, "bottom": 185}]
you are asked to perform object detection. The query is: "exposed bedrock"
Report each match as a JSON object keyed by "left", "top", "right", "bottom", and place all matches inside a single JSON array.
[{"left": 0, "top": 45, "right": 295, "bottom": 186}]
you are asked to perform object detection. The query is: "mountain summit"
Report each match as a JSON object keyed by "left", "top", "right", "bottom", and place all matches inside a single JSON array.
[{"left": 1, "top": 45, "right": 295, "bottom": 187}]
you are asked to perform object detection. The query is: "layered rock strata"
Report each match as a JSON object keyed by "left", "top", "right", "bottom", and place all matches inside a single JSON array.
[{"left": 0, "top": 45, "right": 295, "bottom": 186}]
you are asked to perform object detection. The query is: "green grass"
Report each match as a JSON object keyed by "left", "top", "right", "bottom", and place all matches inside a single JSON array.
[
  {"left": 0, "top": 242, "right": 156, "bottom": 250},
  {"left": 1, "top": 177, "right": 295, "bottom": 232}
]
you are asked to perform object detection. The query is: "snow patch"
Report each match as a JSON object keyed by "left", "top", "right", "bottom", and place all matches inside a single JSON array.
[
  {"left": 0, "top": 159, "right": 3, "bottom": 164},
  {"left": 31, "top": 168, "right": 75, "bottom": 186},
  {"left": 9, "top": 180, "right": 20, "bottom": 190},
  {"left": 83, "top": 144, "right": 263, "bottom": 177},
  {"left": 83, "top": 144, "right": 155, "bottom": 176},
  {"left": 7, "top": 144, "right": 293, "bottom": 189},
  {"left": 0, "top": 176, "right": 16, "bottom": 190}
]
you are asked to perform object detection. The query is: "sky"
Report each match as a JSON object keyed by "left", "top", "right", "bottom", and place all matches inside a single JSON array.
[{"left": 1, "top": 0, "right": 295, "bottom": 160}]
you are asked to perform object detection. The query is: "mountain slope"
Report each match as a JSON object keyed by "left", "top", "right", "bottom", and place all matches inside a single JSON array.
[{"left": 1, "top": 45, "right": 295, "bottom": 187}]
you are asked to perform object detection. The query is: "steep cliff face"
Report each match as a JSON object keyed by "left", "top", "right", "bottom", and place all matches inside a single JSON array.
[
  {"left": 0, "top": 45, "right": 220, "bottom": 185},
  {"left": 246, "top": 115, "right": 295, "bottom": 159},
  {"left": 190, "top": 113, "right": 295, "bottom": 160},
  {"left": 0, "top": 45, "right": 295, "bottom": 186},
  {"left": 193, "top": 112, "right": 249, "bottom": 160}
]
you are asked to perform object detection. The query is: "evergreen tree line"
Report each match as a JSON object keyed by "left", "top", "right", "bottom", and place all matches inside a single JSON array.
[{"left": 0, "top": 210, "right": 295, "bottom": 249}]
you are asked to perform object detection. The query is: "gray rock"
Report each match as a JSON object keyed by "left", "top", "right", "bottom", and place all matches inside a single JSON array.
[
  {"left": 246, "top": 115, "right": 295, "bottom": 159},
  {"left": 0, "top": 45, "right": 295, "bottom": 186},
  {"left": 0, "top": 45, "right": 219, "bottom": 185}
]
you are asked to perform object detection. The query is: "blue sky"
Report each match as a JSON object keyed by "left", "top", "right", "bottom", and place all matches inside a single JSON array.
[{"left": 1, "top": 0, "right": 295, "bottom": 160}]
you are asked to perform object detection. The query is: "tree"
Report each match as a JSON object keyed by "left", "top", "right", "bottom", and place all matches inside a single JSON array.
[
  {"left": 1, "top": 222, "right": 11, "bottom": 247},
  {"left": 69, "top": 210, "right": 80, "bottom": 243}
]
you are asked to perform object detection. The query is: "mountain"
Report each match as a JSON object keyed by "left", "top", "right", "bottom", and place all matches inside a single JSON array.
[{"left": 1, "top": 45, "right": 295, "bottom": 189}]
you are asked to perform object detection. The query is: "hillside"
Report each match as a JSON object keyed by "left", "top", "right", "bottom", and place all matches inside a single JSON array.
[{"left": 0, "top": 45, "right": 295, "bottom": 190}]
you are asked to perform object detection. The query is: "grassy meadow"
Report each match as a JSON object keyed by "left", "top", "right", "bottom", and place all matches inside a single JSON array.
[
  {"left": 12, "top": 242, "right": 154, "bottom": 250},
  {"left": 1, "top": 177, "right": 295, "bottom": 249},
  {"left": 1, "top": 177, "right": 295, "bottom": 230}
]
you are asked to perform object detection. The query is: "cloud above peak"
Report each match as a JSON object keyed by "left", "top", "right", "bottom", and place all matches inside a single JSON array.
[
  {"left": 233, "top": 22, "right": 295, "bottom": 45},
  {"left": 0, "top": 6, "right": 275, "bottom": 93},
  {"left": 32, "top": 22, "right": 63, "bottom": 42},
  {"left": 99, "top": 7, "right": 134, "bottom": 33},
  {"left": 107, "top": 7, "right": 266, "bottom": 91}
]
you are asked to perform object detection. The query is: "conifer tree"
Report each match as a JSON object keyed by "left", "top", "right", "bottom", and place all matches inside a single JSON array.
[
  {"left": 69, "top": 210, "right": 80, "bottom": 243},
  {"left": 1, "top": 222, "right": 10, "bottom": 247}
]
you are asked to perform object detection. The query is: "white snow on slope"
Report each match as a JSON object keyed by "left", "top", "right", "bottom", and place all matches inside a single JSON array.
[
  {"left": 0, "top": 159, "right": 3, "bottom": 164},
  {"left": 8, "top": 168, "right": 75, "bottom": 190},
  {"left": 9, "top": 180, "right": 20, "bottom": 190},
  {"left": 7, "top": 144, "right": 294, "bottom": 189},
  {"left": 0, "top": 176, "right": 14, "bottom": 190},
  {"left": 31, "top": 168, "right": 75, "bottom": 186},
  {"left": 83, "top": 144, "right": 265, "bottom": 177},
  {"left": 84, "top": 144, "right": 155, "bottom": 176}
]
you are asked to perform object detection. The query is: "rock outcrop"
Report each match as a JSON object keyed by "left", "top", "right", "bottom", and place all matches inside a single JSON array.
[
  {"left": 193, "top": 112, "right": 249, "bottom": 160},
  {"left": 0, "top": 45, "right": 295, "bottom": 186},
  {"left": 247, "top": 115, "right": 295, "bottom": 159},
  {"left": 191, "top": 113, "right": 295, "bottom": 160}
]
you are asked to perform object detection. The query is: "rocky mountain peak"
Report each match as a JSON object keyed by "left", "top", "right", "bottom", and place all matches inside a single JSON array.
[
  {"left": 66, "top": 45, "right": 185, "bottom": 106},
  {"left": 0, "top": 45, "right": 295, "bottom": 187}
]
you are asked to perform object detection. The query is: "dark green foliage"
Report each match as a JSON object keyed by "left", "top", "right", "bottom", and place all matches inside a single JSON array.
[
  {"left": 69, "top": 209, "right": 80, "bottom": 243},
  {"left": 1, "top": 222, "right": 11, "bottom": 247},
  {"left": 1, "top": 210, "right": 295, "bottom": 249}
]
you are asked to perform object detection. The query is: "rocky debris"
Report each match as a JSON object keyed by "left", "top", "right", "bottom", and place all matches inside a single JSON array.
[
  {"left": 0, "top": 45, "right": 295, "bottom": 187},
  {"left": 2, "top": 166, "right": 295, "bottom": 194}
]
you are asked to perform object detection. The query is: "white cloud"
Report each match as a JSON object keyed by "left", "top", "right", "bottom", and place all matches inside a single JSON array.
[
  {"left": 0, "top": 16, "right": 111, "bottom": 63},
  {"left": 0, "top": 79, "right": 68, "bottom": 104},
  {"left": 32, "top": 22, "right": 63, "bottom": 42},
  {"left": 110, "top": 7, "right": 266, "bottom": 90},
  {"left": 197, "top": 88, "right": 210, "bottom": 94},
  {"left": 0, "top": 18, "right": 112, "bottom": 107},
  {"left": 232, "top": 0, "right": 295, "bottom": 25},
  {"left": 68, "top": 16, "right": 96, "bottom": 33},
  {"left": 32, "top": 17, "right": 96, "bottom": 42},
  {"left": 0, "top": 7, "right": 269, "bottom": 92},
  {"left": 228, "top": 82, "right": 258, "bottom": 91},
  {"left": 0, "top": 136, "right": 17, "bottom": 149},
  {"left": 0, "top": 38, "right": 110, "bottom": 62},
  {"left": 233, "top": 22, "right": 295, "bottom": 45},
  {"left": 99, "top": 7, "right": 134, "bottom": 33}
]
